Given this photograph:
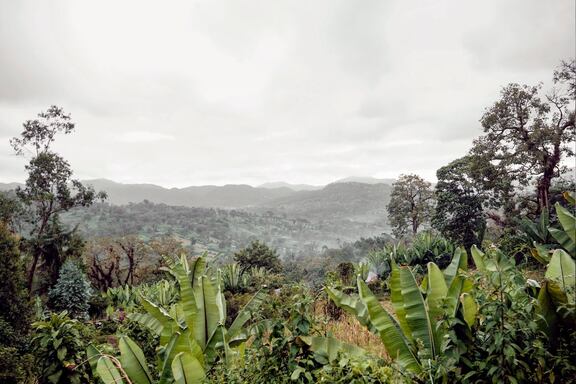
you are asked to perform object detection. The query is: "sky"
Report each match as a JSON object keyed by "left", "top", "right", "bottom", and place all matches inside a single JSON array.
[{"left": 0, "top": 0, "right": 574, "bottom": 188}]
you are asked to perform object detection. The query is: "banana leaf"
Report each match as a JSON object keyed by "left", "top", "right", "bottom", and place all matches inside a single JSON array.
[
  {"left": 96, "top": 356, "right": 124, "bottom": 384},
  {"left": 357, "top": 277, "right": 421, "bottom": 373},
  {"left": 298, "top": 336, "right": 365, "bottom": 364},
  {"left": 389, "top": 261, "right": 412, "bottom": 343},
  {"left": 325, "top": 286, "right": 374, "bottom": 331},
  {"left": 119, "top": 336, "right": 153, "bottom": 384},
  {"left": 460, "top": 293, "right": 477, "bottom": 328},
  {"left": 227, "top": 290, "right": 266, "bottom": 345},
  {"left": 444, "top": 247, "right": 467, "bottom": 286},
  {"left": 399, "top": 267, "right": 436, "bottom": 360},
  {"left": 171, "top": 352, "right": 205, "bottom": 384}
]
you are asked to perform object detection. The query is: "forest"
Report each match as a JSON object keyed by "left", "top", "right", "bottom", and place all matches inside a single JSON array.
[{"left": 0, "top": 61, "right": 575, "bottom": 384}]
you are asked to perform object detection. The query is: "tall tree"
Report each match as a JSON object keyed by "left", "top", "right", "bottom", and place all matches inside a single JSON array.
[
  {"left": 387, "top": 174, "right": 434, "bottom": 238},
  {"left": 11, "top": 106, "right": 107, "bottom": 293},
  {"left": 432, "top": 157, "right": 486, "bottom": 252},
  {"left": 470, "top": 60, "right": 575, "bottom": 215}
]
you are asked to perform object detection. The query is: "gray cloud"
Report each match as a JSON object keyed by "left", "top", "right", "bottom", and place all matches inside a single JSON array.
[{"left": 0, "top": 0, "right": 573, "bottom": 187}]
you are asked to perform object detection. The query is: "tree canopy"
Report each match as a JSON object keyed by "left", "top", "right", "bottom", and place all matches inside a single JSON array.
[
  {"left": 432, "top": 157, "right": 486, "bottom": 252},
  {"left": 233, "top": 240, "right": 282, "bottom": 273},
  {"left": 387, "top": 174, "right": 434, "bottom": 238},
  {"left": 470, "top": 60, "right": 575, "bottom": 216}
]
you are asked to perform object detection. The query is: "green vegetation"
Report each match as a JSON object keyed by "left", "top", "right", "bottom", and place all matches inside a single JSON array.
[{"left": 0, "top": 62, "right": 574, "bottom": 383}]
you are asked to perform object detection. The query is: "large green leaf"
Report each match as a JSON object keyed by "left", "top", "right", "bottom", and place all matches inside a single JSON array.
[
  {"left": 159, "top": 331, "right": 206, "bottom": 384},
  {"left": 537, "top": 281, "right": 560, "bottom": 340},
  {"left": 549, "top": 228, "right": 576, "bottom": 256},
  {"left": 227, "top": 290, "right": 266, "bottom": 345},
  {"left": 119, "top": 336, "right": 153, "bottom": 384},
  {"left": 555, "top": 202, "right": 576, "bottom": 243},
  {"left": 426, "top": 262, "right": 448, "bottom": 348},
  {"left": 357, "top": 277, "right": 421, "bottom": 373},
  {"left": 204, "top": 325, "right": 231, "bottom": 367},
  {"left": 470, "top": 245, "right": 486, "bottom": 272},
  {"left": 86, "top": 344, "right": 101, "bottom": 375},
  {"left": 193, "top": 276, "right": 222, "bottom": 349},
  {"left": 325, "top": 286, "right": 373, "bottom": 331},
  {"left": 460, "top": 293, "right": 477, "bottom": 328},
  {"left": 389, "top": 260, "right": 411, "bottom": 342},
  {"left": 298, "top": 336, "right": 365, "bottom": 364},
  {"left": 444, "top": 247, "right": 467, "bottom": 286},
  {"left": 399, "top": 267, "right": 436, "bottom": 360},
  {"left": 171, "top": 352, "right": 205, "bottom": 384},
  {"left": 545, "top": 249, "right": 576, "bottom": 292},
  {"left": 531, "top": 242, "right": 552, "bottom": 265},
  {"left": 96, "top": 356, "right": 124, "bottom": 384},
  {"left": 133, "top": 298, "right": 179, "bottom": 345}
]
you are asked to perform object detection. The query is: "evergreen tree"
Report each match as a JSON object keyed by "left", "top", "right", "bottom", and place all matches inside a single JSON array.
[{"left": 48, "top": 259, "right": 92, "bottom": 319}]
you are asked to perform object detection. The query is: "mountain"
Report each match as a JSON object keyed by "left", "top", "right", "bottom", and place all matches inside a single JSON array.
[
  {"left": 82, "top": 179, "right": 296, "bottom": 208},
  {"left": 0, "top": 182, "right": 23, "bottom": 191},
  {"left": 2, "top": 178, "right": 392, "bottom": 226},
  {"left": 252, "top": 182, "right": 391, "bottom": 224},
  {"left": 333, "top": 176, "right": 395, "bottom": 185},
  {"left": 258, "top": 181, "right": 322, "bottom": 191}
]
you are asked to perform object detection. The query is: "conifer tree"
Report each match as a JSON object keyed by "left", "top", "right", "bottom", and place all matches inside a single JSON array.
[{"left": 48, "top": 259, "right": 92, "bottom": 319}]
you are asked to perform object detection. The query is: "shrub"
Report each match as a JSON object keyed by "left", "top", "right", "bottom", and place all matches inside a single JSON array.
[{"left": 31, "top": 311, "right": 92, "bottom": 384}]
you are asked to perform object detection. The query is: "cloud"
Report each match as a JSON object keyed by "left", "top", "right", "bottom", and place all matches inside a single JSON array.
[
  {"left": 115, "top": 131, "right": 176, "bottom": 143},
  {"left": 0, "top": 0, "right": 573, "bottom": 187}
]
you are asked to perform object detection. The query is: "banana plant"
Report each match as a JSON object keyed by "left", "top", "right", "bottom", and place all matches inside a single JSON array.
[
  {"left": 89, "top": 255, "right": 265, "bottom": 384},
  {"left": 536, "top": 249, "right": 575, "bottom": 342},
  {"left": 326, "top": 247, "right": 476, "bottom": 375},
  {"left": 548, "top": 202, "right": 575, "bottom": 256},
  {"left": 529, "top": 198, "right": 576, "bottom": 264}
]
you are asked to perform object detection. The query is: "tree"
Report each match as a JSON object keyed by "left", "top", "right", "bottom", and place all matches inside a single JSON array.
[
  {"left": 0, "top": 222, "right": 32, "bottom": 340},
  {"left": 432, "top": 157, "right": 486, "bottom": 252},
  {"left": 83, "top": 236, "right": 151, "bottom": 290},
  {"left": 48, "top": 259, "right": 92, "bottom": 319},
  {"left": 387, "top": 174, "right": 434, "bottom": 238},
  {"left": 10, "top": 106, "right": 106, "bottom": 293},
  {"left": 470, "top": 60, "right": 575, "bottom": 216},
  {"left": 233, "top": 240, "right": 282, "bottom": 273},
  {"left": 0, "top": 222, "right": 34, "bottom": 383}
]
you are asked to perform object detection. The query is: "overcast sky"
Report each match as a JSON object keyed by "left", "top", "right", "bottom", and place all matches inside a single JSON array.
[{"left": 0, "top": 0, "right": 574, "bottom": 187}]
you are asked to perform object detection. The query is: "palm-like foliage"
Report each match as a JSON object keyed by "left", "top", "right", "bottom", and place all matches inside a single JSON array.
[
  {"left": 89, "top": 255, "right": 265, "bottom": 383},
  {"left": 327, "top": 248, "right": 475, "bottom": 375}
]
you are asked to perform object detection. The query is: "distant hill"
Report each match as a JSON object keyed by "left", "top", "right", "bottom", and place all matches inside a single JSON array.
[
  {"left": 252, "top": 182, "right": 391, "bottom": 224},
  {"left": 258, "top": 182, "right": 322, "bottom": 191},
  {"left": 333, "top": 176, "right": 396, "bottom": 185},
  {"left": 0, "top": 182, "right": 24, "bottom": 191},
  {"left": 82, "top": 179, "right": 296, "bottom": 208},
  {"left": 1, "top": 178, "right": 393, "bottom": 226}
]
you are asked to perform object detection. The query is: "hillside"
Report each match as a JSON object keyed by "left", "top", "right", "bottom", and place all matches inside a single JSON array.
[
  {"left": 61, "top": 201, "right": 390, "bottom": 259},
  {"left": 253, "top": 182, "right": 391, "bottom": 224}
]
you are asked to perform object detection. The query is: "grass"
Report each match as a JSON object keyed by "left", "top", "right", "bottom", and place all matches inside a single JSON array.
[{"left": 314, "top": 297, "right": 391, "bottom": 359}]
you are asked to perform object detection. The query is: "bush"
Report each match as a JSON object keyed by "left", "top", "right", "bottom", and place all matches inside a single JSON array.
[
  {"left": 31, "top": 311, "right": 92, "bottom": 384},
  {"left": 48, "top": 259, "right": 92, "bottom": 319}
]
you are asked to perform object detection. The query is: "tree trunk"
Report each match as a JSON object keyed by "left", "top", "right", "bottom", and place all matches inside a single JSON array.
[
  {"left": 537, "top": 144, "right": 561, "bottom": 215},
  {"left": 27, "top": 252, "right": 40, "bottom": 295}
]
